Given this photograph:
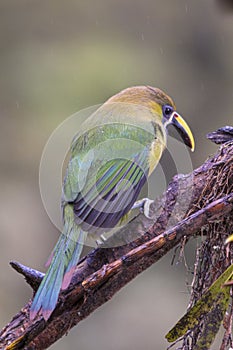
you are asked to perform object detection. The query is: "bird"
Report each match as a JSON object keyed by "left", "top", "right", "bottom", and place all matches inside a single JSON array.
[{"left": 30, "top": 85, "right": 195, "bottom": 321}]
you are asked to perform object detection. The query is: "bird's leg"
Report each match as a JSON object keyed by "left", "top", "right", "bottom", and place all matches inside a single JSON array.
[{"left": 131, "top": 197, "right": 154, "bottom": 219}]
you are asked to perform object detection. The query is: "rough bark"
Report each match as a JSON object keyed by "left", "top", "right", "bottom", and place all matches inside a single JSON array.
[{"left": 0, "top": 127, "right": 233, "bottom": 350}]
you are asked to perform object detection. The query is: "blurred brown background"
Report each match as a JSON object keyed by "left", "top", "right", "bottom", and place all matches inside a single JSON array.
[{"left": 0, "top": 0, "right": 233, "bottom": 349}]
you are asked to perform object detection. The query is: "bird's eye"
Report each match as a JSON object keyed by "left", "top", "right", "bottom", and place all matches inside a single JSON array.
[{"left": 162, "top": 105, "right": 174, "bottom": 119}]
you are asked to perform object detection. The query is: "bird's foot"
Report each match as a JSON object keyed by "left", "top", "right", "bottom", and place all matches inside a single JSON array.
[
  {"left": 96, "top": 234, "right": 107, "bottom": 247},
  {"left": 132, "top": 197, "right": 154, "bottom": 219}
]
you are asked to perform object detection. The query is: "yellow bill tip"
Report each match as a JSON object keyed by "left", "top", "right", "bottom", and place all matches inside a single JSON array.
[
  {"left": 171, "top": 112, "right": 195, "bottom": 152},
  {"left": 225, "top": 234, "right": 233, "bottom": 245}
]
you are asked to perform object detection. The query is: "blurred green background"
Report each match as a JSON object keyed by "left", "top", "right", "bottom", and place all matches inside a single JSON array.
[{"left": 0, "top": 0, "right": 233, "bottom": 349}]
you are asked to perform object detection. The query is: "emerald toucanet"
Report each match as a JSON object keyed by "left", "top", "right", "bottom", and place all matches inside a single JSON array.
[{"left": 30, "top": 85, "right": 195, "bottom": 320}]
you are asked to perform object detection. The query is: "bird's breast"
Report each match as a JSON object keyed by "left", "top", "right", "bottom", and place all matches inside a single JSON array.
[
  {"left": 148, "top": 123, "right": 166, "bottom": 175},
  {"left": 148, "top": 140, "right": 164, "bottom": 175}
]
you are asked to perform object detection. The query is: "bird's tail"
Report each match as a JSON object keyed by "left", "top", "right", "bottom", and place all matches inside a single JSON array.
[{"left": 30, "top": 204, "right": 86, "bottom": 321}]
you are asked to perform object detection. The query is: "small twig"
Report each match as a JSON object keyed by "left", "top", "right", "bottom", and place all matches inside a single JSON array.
[
  {"left": 10, "top": 261, "right": 44, "bottom": 291},
  {"left": 188, "top": 244, "right": 201, "bottom": 309}
]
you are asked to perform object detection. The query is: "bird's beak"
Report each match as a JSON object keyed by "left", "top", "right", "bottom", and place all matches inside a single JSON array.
[
  {"left": 225, "top": 234, "right": 233, "bottom": 245},
  {"left": 170, "top": 112, "right": 195, "bottom": 152}
]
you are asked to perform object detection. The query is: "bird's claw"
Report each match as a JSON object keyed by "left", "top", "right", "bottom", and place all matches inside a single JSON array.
[
  {"left": 132, "top": 197, "right": 154, "bottom": 219},
  {"left": 96, "top": 234, "right": 107, "bottom": 247}
]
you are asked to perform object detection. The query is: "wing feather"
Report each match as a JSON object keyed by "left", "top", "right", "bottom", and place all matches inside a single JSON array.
[
  {"left": 73, "top": 149, "right": 149, "bottom": 232},
  {"left": 63, "top": 121, "right": 157, "bottom": 233}
]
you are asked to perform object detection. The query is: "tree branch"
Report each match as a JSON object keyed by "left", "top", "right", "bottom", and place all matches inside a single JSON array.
[{"left": 1, "top": 128, "right": 233, "bottom": 350}]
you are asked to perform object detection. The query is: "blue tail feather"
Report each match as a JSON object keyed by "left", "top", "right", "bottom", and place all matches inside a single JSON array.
[
  {"left": 62, "top": 231, "right": 86, "bottom": 290},
  {"left": 30, "top": 207, "right": 86, "bottom": 321},
  {"left": 30, "top": 246, "right": 65, "bottom": 320}
]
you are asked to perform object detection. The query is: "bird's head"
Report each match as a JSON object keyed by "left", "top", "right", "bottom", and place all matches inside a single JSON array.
[{"left": 108, "top": 85, "right": 195, "bottom": 152}]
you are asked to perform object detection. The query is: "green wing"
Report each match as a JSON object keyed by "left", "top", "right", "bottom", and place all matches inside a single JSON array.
[
  {"left": 74, "top": 153, "right": 148, "bottom": 231},
  {"left": 63, "top": 123, "right": 154, "bottom": 233},
  {"left": 64, "top": 149, "right": 149, "bottom": 233}
]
